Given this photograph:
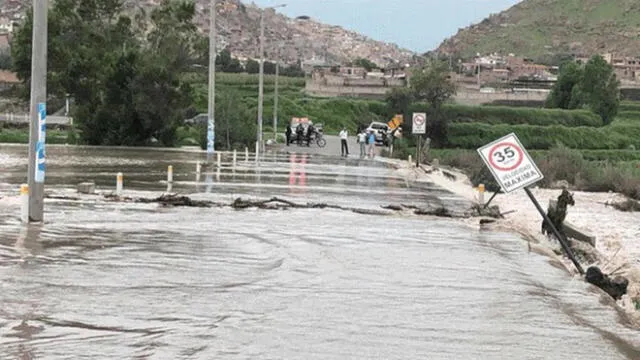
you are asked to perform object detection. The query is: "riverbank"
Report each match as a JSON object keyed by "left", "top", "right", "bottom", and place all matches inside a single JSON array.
[{"left": 384, "top": 157, "right": 640, "bottom": 324}]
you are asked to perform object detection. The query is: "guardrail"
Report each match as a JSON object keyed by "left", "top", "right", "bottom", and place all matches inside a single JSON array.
[{"left": 0, "top": 113, "right": 73, "bottom": 126}]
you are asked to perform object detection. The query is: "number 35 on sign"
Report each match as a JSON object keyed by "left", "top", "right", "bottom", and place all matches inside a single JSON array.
[{"left": 477, "top": 133, "right": 544, "bottom": 193}]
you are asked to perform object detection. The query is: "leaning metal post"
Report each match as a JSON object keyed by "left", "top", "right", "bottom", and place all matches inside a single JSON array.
[
  {"left": 483, "top": 191, "right": 500, "bottom": 209},
  {"left": 524, "top": 187, "right": 584, "bottom": 275}
]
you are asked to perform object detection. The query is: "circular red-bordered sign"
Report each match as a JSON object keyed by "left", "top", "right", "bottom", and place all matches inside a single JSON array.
[
  {"left": 413, "top": 114, "right": 425, "bottom": 125},
  {"left": 488, "top": 142, "right": 524, "bottom": 171}
]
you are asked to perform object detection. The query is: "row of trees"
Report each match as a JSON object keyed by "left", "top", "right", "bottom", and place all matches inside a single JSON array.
[
  {"left": 11, "top": 0, "right": 304, "bottom": 147},
  {"left": 12, "top": 0, "right": 204, "bottom": 146},
  {"left": 385, "top": 59, "right": 456, "bottom": 147},
  {"left": 214, "top": 48, "right": 305, "bottom": 77},
  {"left": 546, "top": 55, "right": 620, "bottom": 124}
]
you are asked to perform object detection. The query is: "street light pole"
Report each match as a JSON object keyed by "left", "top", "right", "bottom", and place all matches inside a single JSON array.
[
  {"left": 257, "top": 4, "right": 286, "bottom": 152},
  {"left": 273, "top": 45, "right": 279, "bottom": 142},
  {"left": 27, "top": 0, "right": 47, "bottom": 222},
  {"left": 207, "top": 0, "right": 216, "bottom": 160},
  {"left": 257, "top": 10, "right": 265, "bottom": 152}
]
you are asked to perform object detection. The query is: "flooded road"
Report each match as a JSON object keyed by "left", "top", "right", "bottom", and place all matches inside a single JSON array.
[{"left": 1, "top": 144, "right": 639, "bottom": 359}]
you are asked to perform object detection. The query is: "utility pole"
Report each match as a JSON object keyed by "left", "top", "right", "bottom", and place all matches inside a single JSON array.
[
  {"left": 257, "top": 10, "right": 265, "bottom": 153},
  {"left": 258, "top": 4, "right": 286, "bottom": 152},
  {"left": 207, "top": 0, "right": 216, "bottom": 160},
  {"left": 27, "top": 0, "right": 47, "bottom": 222},
  {"left": 273, "top": 45, "right": 280, "bottom": 142}
]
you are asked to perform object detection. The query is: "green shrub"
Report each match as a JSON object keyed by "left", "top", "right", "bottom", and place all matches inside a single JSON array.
[
  {"left": 427, "top": 145, "right": 640, "bottom": 200},
  {"left": 447, "top": 123, "right": 640, "bottom": 150},
  {"left": 615, "top": 111, "right": 640, "bottom": 124},
  {"left": 618, "top": 101, "right": 640, "bottom": 113},
  {"left": 0, "top": 128, "right": 70, "bottom": 144},
  {"left": 575, "top": 150, "right": 640, "bottom": 162},
  {"left": 407, "top": 103, "right": 602, "bottom": 127}
]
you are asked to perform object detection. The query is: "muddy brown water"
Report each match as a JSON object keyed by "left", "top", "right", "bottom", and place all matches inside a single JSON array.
[{"left": 1, "top": 144, "right": 639, "bottom": 359}]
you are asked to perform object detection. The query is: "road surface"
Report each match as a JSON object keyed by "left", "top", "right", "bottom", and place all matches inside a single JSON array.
[{"left": 0, "top": 144, "right": 638, "bottom": 359}]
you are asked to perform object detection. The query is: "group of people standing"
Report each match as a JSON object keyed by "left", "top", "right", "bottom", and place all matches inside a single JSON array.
[{"left": 338, "top": 128, "right": 380, "bottom": 159}]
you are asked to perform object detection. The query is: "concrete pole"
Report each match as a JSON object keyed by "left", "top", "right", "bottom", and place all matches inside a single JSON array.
[
  {"left": 207, "top": 0, "right": 217, "bottom": 161},
  {"left": 273, "top": 46, "right": 279, "bottom": 142},
  {"left": 27, "top": 0, "right": 47, "bottom": 223},
  {"left": 257, "top": 10, "right": 265, "bottom": 153}
]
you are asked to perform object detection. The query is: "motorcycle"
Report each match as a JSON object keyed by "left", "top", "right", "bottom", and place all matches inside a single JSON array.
[{"left": 295, "top": 128, "right": 326, "bottom": 148}]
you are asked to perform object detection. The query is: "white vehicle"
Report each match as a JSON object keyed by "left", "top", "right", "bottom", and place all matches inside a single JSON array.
[{"left": 366, "top": 122, "right": 390, "bottom": 145}]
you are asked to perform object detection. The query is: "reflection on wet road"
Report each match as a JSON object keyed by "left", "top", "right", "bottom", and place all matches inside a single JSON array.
[{"left": 1, "top": 144, "right": 639, "bottom": 359}]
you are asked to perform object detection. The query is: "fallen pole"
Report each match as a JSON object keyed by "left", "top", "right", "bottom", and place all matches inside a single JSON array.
[
  {"left": 524, "top": 187, "right": 584, "bottom": 275},
  {"left": 483, "top": 191, "right": 499, "bottom": 209}
]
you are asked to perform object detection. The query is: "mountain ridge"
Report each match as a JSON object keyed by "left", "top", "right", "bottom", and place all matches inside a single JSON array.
[{"left": 435, "top": 0, "right": 640, "bottom": 59}]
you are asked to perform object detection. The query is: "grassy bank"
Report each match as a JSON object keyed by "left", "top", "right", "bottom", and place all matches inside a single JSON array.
[
  {"left": 447, "top": 122, "right": 640, "bottom": 150},
  {"left": 421, "top": 147, "right": 640, "bottom": 200},
  {"left": 417, "top": 103, "right": 603, "bottom": 127},
  {"left": 0, "top": 128, "right": 73, "bottom": 144}
]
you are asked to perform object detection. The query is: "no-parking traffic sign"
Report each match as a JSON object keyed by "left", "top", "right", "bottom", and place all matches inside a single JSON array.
[
  {"left": 412, "top": 113, "right": 426, "bottom": 134},
  {"left": 477, "top": 133, "right": 543, "bottom": 193}
]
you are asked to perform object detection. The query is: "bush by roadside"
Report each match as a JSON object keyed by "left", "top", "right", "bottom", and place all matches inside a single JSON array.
[
  {"left": 421, "top": 146, "right": 640, "bottom": 201},
  {"left": 0, "top": 128, "right": 72, "bottom": 144},
  {"left": 447, "top": 123, "right": 640, "bottom": 150}
]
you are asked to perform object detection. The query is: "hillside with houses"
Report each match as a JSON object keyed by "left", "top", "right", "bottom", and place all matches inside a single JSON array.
[{"left": 0, "top": 0, "right": 415, "bottom": 68}]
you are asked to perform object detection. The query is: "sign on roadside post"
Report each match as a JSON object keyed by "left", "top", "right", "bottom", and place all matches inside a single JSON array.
[
  {"left": 35, "top": 103, "right": 46, "bottom": 183},
  {"left": 412, "top": 113, "right": 426, "bottom": 134},
  {"left": 477, "top": 132, "right": 584, "bottom": 275},
  {"left": 387, "top": 114, "right": 403, "bottom": 130},
  {"left": 477, "top": 133, "right": 543, "bottom": 193}
]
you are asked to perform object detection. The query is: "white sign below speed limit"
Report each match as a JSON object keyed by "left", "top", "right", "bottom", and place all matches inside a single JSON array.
[{"left": 477, "top": 133, "right": 543, "bottom": 193}]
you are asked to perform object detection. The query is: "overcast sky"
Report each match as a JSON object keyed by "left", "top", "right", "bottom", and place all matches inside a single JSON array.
[{"left": 250, "top": 0, "right": 521, "bottom": 52}]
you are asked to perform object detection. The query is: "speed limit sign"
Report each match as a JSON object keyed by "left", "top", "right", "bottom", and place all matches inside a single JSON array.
[{"left": 477, "top": 133, "right": 543, "bottom": 193}]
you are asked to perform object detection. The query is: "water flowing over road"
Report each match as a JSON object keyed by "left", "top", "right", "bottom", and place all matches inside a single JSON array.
[{"left": 0, "top": 144, "right": 639, "bottom": 359}]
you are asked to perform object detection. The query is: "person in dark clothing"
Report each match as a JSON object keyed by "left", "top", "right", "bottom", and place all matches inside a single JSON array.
[
  {"left": 306, "top": 124, "right": 315, "bottom": 146},
  {"left": 285, "top": 125, "right": 292, "bottom": 146},
  {"left": 296, "top": 123, "right": 304, "bottom": 145}
]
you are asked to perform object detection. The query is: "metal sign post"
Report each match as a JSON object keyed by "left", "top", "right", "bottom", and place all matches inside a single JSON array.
[
  {"left": 206, "top": 0, "right": 216, "bottom": 160},
  {"left": 412, "top": 113, "right": 426, "bottom": 167},
  {"left": 477, "top": 133, "right": 584, "bottom": 275}
]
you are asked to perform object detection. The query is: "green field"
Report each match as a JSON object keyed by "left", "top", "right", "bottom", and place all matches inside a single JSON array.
[{"left": 0, "top": 128, "right": 72, "bottom": 144}]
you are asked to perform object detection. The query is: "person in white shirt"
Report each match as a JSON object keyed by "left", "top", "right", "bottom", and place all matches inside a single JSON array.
[
  {"left": 339, "top": 128, "right": 349, "bottom": 157},
  {"left": 356, "top": 130, "right": 367, "bottom": 158}
]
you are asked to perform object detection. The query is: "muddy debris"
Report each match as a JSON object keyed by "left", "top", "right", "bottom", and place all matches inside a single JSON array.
[
  {"left": 479, "top": 219, "right": 497, "bottom": 225},
  {"left": 607, "top": 199, "right": 640, "bottom": 212},
  {"left": 138, "top": 194, "right": 214, "bottom": 208},
  {"left": 381, "top": 203, "right": 463, "bottom": 218},
  {"left": 381, "top": 204, "right": 404, "bottom": 211},
  {"left": 45, "top": 194, "right": 82, "bottom": 201},
  {"left": 101, "top": 193, "right": 395, "bottom": 217},
  {"left": 585, "top": 266, "right": 629, "bottom": 301},
  {"left": 470, "top": 204, "right": 504, "bottom": 219},
  {"left": 414, "top": 207, "right": 453, "bottom": 218}
]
